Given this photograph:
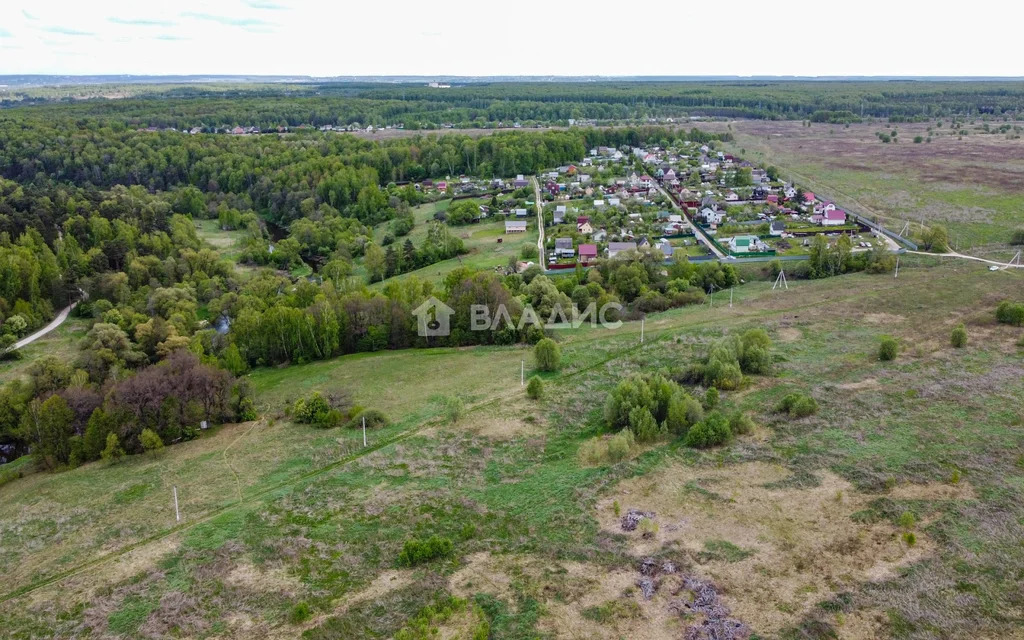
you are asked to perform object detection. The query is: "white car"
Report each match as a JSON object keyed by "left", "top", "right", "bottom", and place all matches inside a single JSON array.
[{"left": 989, "top": 265, "right": 1000, "bottom": 271}]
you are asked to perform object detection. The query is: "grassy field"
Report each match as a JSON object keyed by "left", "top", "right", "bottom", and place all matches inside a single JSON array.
[
  {"left": 0, "top": 316, "right": 90, "bottom": 386},
  {"left": 1, "top": 257, "right": 1022, "bottom": 639},
  {"left": 706, "top": 120, "right": 1024, "bottom": 256},
  {"left": 371, "top": 200, "right": 539, "bottom": 288}
]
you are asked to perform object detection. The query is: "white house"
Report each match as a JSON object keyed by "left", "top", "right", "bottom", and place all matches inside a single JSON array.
[{"left": 505, "top": 221, "right": 527, "bottom": 233}]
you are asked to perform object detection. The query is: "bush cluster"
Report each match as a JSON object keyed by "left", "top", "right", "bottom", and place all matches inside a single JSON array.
[
  {"left": 578, "top": 429, "right": 636, "bottom": 465},
  {"left": 678, "top": 329, "right": 773, "bottom": 390},
  {"left": 604, "top": 373, "right": 703, "bottom": 442},
  {"left": 776, "top": 392, "right": 819, "bottom": 418},
  {"left": 996, "top": 301, "right": 1024, "bottom": 326},
  {"left": 950, "top": 324, "right": 968, "bottom": 348},
  {"left": 398, "top": 535, "right": 454, "bottom": 567}
]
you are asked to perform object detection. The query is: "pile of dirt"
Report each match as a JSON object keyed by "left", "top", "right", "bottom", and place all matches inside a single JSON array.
[
  {"left": 632, "top": 557, "right": 751, "bottom": 640},
  {"left": 621, "top": 509, "right": 655, "bottom": 532}
]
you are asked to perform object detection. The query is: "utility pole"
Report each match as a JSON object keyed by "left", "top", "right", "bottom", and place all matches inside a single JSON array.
[
  {"left": 773, "top": 270, "right": 788, "bottom": 290},
  {"left": 729, "top": 287, "right": 734, "bottom": 308},
  {"left": 640, "top": 317, "right": 644, "bottom": 343},
  {"left": 894, "top": 256, "right": 900, "bottom": 279},
  {"left": 362, "top": 415, "right": 367, "bottom": 447},
  {"left": 521, "top": 360, "right": 525, "bottom": 386},
  {"left": 173, "top": 486, "right": 180, "bottom": 523}
]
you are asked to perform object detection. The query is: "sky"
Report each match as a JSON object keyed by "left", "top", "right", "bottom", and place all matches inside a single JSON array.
[{"left": 1, "top": 0, "right": 1023, "bottom": 77}]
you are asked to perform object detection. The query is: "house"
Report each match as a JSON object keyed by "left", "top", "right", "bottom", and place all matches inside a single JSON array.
[
  {"left": 578, "top": 244, "right": 598, "bottom": 261},
  {"left": 554, "top": 237, "right": 575, "bottom": 259},
  {"left": 770, "top": 220, "right": 786, "bottom": 236},
  {"left": 592, "top": 229, "right": 607, "bottom": 242},
  {"left": 515, "top": 208, "right": 528, "bottom": 218},
  {"left": 701, "top": 207, "right": 725, "bottom": 225},
  {"left": 766, "top": 194, "right": 779, "bottom": 205},
  {"left": 729, "top": 235, "right": 761, "bottom": 253},
  {"left": 513, "top": 174, "right": 529, "bottom": 188},
  {"left": 725, "top": 191, "right": 739, "bottom": 202},
  {"left": 639, "top": 175, "right": 653, "bottom": 188},
  {"left": 822, "top": 209, "right": 847, "bottom": 226},
  {"left": 608, "top": 197, "right": 621, "bottom": 207},
  {"left": 608, "top": 242, "right": 638, "bottom": 258},
  {"left": 663, "top": 169, "right": 677, "bottom": 182},
  {"left": 553, "top": 205, "right": 566, "bottom": 224},
  {"left": 594, "top": 199, "right": 605, "bottom": 209},
  {"left": 505, "top": 221, "right": 527, "bottom": 233},
  {"left": 577, "top": 216, "right": 593, "bottom": 234},
  {"left": 436, "top": 181, "right": 448, "bottom": 192},
  {"left": 655, "top": 239, "right": 674, "bottom": 258},
  {"left": 803, "top": 192, "right": 816, "bottom": 204}
]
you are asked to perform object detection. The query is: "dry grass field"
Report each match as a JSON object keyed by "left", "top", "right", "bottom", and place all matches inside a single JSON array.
[
  {"left": 704, "top": 119, "right": 1024, "bottom": 254},
  {"left": 1, "top": 256, "right": 1022, "bottom": 639}
]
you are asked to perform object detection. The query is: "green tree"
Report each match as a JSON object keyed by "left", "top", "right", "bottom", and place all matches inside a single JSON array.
[
  {"left": 101, "top": 432, "right": 126, "bottom": 464},
  {"left": 140, "top": 428, "right": 164, "bottom": 456},
  {"left": 533, "top": 338, "right": 561, "bottom": 372}
]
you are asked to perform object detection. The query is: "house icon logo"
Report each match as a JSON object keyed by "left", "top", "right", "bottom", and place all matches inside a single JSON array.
[{"left": 412, "top": 296, "right": 454, "bottom": 337}]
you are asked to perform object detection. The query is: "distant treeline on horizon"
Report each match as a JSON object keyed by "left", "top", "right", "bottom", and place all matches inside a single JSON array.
[{"left": 4, "top": 79, "right": 1024, "bottom": 125}]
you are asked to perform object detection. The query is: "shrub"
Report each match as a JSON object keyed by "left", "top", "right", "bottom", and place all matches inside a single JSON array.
[
  {"left": 684, "top": 411, "right": 732, "bottom": 448},
  {"left": 878, "top": 335, "right": 898, "bottom": 361},
  {"left": 996, "top": 301, "right": 1024, "bottom": 326},
  {"left": 526, "top": 375, "right": 544, "bottom": 399},
  {"left": 1011, "top": 228, "right": 1024, "bottom": 245},
  {"left": 903, "top": 532, "right": 917, "bottom": 546},
  {"left": 898, "top": 511, "right": 917, "bottom": 529},
  {"left": 289, "top": 601, "right": 312, "bottom": 624},
  {"left": 346, "top": 408, "right": 389, "bottom": 430},
  {"left": 398, "top": 535, "right": 454, "bottom": 566},
  {"left": 139, "top": 428, "right": 164, "bottom": 456},
  {"left": 950, "top": 324, "right": 967, "bottom": 348},
  {"left": 776, "top": 392, "right": 819, "bottom": 418},
  {"left": 704, "top": 387, "right": 719, "bottom": 410},
  {"left": 728, "top": 412, "right": 755, "bottom": 436},
  {"left": 665, "top": 391, "right": 703, "bottom": 436},
  {"left": 101, "top": 432, "right": 125, "bottom": 464},
  {"left": 607, "top": 429, "right": 635, "bottom": 462},
  {"left": 292, "top": 391, "right": 334, "bottom": 426},
  {"left": 629, "top": 406, "right": 662, "bottom": 443},
  {"left": 578, "top": 430, "right": 636, "bottom": 466},
  {"left": 441, "top": 396, "right": 464, "bottom": 424},
  {"left": 534, "top": 338, "right": 561, "bottom": 372}
]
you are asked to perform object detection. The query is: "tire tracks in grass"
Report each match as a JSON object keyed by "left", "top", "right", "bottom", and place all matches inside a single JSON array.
[
  {"left": 0, "top": 272, "right": 958, "bottom": 604},
  {"left": 0, "top": 333, "right": 660, "bottom": 605}
]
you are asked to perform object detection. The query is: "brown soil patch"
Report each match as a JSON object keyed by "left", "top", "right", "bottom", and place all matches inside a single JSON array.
[
  {"left": 450, "top": 553, "right": 681, "bottom": 639},
  {"left": 456, "top": 398, "right": 545, "bottom": 440},
  {"left": 863, "top": 313, "right": 906, "bottom": 325},
  {"left": 776, "top": 327, "right": 803, "bottom": 343},
  {"left": 838, "top": 378, "right": 881, "bottom": 391},
  {"left": 335, "top": 569, "right": 413, "bottom": 612},
  {"left": 888, "top": 481, "right": 976, "bottom": 501},
  {"left": 597, "top": 462, "right": 932, "bottom": 637}
]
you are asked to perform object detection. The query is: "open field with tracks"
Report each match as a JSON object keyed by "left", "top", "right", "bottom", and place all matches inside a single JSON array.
[
  {"left": 2, "top": 257, "right": 1022, "bottom": 639},
  {"left": 704, "top": 120, "right": 1024, "bottom": 257}
]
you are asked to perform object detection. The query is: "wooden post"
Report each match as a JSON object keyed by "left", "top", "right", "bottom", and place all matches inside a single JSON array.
[
  {"left": 362, "top": 416, "right": 367, "bottom": 447},
  {"left": 640, "top": 317, "right": 644, "bottom": 343},
  {"left": 521, "top": 360, "right": 525, "bottom": 386},
  {"left": 173, "top": 486, "right": 180, "bottom": 523}
]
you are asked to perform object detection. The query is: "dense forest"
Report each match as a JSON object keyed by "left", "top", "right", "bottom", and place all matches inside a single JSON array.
[
  {"left": 5, "top": 80, "right": 1024, "bottom": 127},
  {"left": 0, "top": 117, "right": 734, "bottom": 470}
]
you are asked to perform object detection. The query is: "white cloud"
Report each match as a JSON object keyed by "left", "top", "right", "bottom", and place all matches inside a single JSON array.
[{"left": 0, "top": 0, "right": 1021, "bottom": 76}]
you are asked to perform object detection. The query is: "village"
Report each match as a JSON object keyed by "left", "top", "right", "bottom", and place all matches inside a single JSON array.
[{"left": 401, "top": 139, "right": 906, "bottom": 278}]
